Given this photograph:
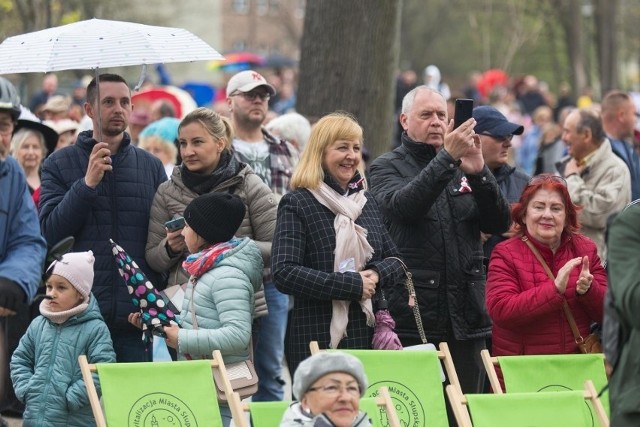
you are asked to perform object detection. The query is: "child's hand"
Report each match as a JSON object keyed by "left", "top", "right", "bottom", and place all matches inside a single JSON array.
[
  {"left": 128, "top": 312, "right": 143, "bottom": 329},
  {"left": 163, "top": 325, "right": 179, "bottom": 349}
]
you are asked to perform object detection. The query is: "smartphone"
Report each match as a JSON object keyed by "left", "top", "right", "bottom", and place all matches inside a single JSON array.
[
  {"left": 453, "top": 98, "right": 474, "bottom": 129},
  {"left": 164, "top": 216, "right": 185, "bottom": 232}
]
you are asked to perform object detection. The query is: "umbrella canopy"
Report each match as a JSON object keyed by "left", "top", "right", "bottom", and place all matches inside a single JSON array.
[
  {"left": 208, "top": 51, "right": 265, "bottom": 72},
  {"left": 109, "top": 239, "right": 180, "bottom": 343},
  {"left": 0, "top": 18, "right": 223, "bottom": 74},
  {"left": 265, "top": 53, "right": 297, "bottom": 69},
  {"left": 132, "top": 85, "right": 197, "bottom": 119}
]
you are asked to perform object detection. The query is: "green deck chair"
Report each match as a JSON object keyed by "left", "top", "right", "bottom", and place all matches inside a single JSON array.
[
  {"left": 446, "top": 380, "right": 609, "bottom": 427},
  {"left": 481, "top": 351, "right": 609, "bottom": 414},
  {"left": 311, "top": 342, "right": 453, "bottom": 427}
]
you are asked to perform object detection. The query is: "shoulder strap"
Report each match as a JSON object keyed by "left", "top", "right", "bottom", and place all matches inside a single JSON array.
[
  {"left": 386, "top": 256, "right": 427, "bottom": 344},
  {"left": 521, "top": 236, "right": 585, "bottom": 346}
]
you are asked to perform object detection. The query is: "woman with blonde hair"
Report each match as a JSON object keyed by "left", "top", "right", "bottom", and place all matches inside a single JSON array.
[
  {"left": 271, "top": 112, "right": 404, "bottom": 377},
  {"left": 10, "top": 120, "right": 58, "bottom": 207}
]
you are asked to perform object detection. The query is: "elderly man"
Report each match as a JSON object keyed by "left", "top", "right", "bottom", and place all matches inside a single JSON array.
[
  {"left": 369, "top": 86, "right": 511, "bottom": 401},
  {"left": 601, "top": 91, "right": 640, "bottom": 200},
  {"left": 558, "top": 107, "right": 631, "bottom": 259},
  {"left": 40, "top": 73, "right": 167, "bottom": 362}
]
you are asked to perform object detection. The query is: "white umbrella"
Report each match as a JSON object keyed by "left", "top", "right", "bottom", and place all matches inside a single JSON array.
[
  {"left": 0, "top": 18, "right": 224, "bottom": 139},
  {"left": 0, "top": 18, "right": 223, "bottom": 74}
]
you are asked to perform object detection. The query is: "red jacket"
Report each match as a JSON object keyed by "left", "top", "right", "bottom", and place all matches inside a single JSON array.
[{"left": 486, "top": 231, "right": 606, "bottom": 357}]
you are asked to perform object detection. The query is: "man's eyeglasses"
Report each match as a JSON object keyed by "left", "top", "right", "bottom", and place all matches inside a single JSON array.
[
  {"left": 307, "top": 384, "right": 360, "bottom": 397},
  {"left": 528, "top": 174, "right": 567, "bottom": 187},
  {"left": 231, "top": 91, "right": 270, "bottom": 102}
]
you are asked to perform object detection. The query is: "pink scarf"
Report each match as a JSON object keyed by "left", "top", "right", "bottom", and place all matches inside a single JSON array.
[
  {"left": 310, "top": 182, "right": 375, "bottom": 349},
  {"left": 182, "top": 238, "right": 242, "bottom": 279}
]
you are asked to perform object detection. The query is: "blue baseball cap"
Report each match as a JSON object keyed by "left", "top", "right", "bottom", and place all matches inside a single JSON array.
[{"left": 473, "top": 106, "right": 524, "bottom": 137}]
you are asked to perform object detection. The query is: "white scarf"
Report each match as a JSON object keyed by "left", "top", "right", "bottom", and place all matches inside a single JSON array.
[{"left": 310, "top": 182, "right": 375, "bottom": 349}]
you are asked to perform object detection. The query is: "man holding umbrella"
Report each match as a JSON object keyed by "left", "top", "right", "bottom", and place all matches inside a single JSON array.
[{"left": 39, "top": 74, "right": 167, "bottom": 362}]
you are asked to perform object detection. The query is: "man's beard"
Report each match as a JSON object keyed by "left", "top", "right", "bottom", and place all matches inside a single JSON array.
[
  {"left": 102, "top": 122, "right": 127, "bottom": 137},
  {"left": 236, "top": 110, "right": 265, "bottom": 130}
]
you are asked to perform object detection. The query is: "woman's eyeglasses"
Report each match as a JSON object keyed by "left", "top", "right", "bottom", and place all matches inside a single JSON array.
[
  {"left": 528, "top": 174, "right": 567, "bottom": 187},
  {"left": 307, "top": 384, "right": 360, "bottom": 397}
]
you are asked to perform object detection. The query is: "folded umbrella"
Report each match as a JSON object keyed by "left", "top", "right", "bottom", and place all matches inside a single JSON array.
[
  {"left": 109, "top": 239, "right": 180, "bottom": 346},
  {"left": 372, "top": 290, "right": 403, "bottom": 350}
]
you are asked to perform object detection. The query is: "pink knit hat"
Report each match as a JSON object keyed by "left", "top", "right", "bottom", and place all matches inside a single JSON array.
[{"left": 48, "top": 251, "right": 95, "bottom": 301}]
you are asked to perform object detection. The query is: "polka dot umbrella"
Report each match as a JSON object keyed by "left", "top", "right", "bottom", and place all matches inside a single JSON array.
[{"left": 110, "top": 239, "right": 180, "bottom": 358}]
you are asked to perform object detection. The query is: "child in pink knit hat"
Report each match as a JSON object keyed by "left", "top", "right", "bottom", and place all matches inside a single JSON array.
[{"left": 10, "top": 251, "right": 116, "bottom": 426}]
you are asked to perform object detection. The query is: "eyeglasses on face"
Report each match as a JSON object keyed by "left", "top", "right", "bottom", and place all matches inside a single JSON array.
[
  {"left": 232, "top": 91, "right": 270, "bottom": 102},
  {"left": 307, "top": 383, "right": 360, "bottom": 397},
  {"left": 528, "top": 174, "right": 567, "bottom": 187}
]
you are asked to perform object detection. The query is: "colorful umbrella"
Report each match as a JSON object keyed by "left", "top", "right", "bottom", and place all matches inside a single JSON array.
[
  {"left": 109, "top": 239, "right": 180, "bottom": 345},
  {"left": 131, "top": 85, "right": 197, "bottom": 119},
  {"left": 208, "top": 51, "right": 266, "bottom": 72}
]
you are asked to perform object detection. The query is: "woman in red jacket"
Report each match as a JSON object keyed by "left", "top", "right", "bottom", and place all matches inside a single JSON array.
[{"left": 486, "top": 174, "right": 606, "bottom": 362}]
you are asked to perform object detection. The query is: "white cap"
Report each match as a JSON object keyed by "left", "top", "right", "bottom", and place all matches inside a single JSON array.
[{"left": 226, "top": 70, "right": 276, "bottom": 98}]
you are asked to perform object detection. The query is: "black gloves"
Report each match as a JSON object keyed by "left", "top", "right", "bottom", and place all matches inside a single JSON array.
[{"left": 0, "top": 278, "right": 26, "bottom": 312}]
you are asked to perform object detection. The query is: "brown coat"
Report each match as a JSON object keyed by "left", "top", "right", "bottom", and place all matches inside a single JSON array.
[{"left": 146, "top": 164, "right": 277, "bottom": 317}]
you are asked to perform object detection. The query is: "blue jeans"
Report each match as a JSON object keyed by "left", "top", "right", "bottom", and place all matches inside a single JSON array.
[
  {"left": 219, "top": 404, "right": 231, "bottom": 427},
  {"left": 252, "top": 282, "right": 288, "bottom": 401}
]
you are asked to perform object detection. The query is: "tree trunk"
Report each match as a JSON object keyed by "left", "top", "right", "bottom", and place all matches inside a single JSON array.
[
  {"left": 594, "top": 0, "right": 618, "bottom": 93},
  {"left": 555, "top": 0, "right": 587, "bottom": 99},
  {"left": 297, "top": 0, "right": 402, "bottom": 160}
]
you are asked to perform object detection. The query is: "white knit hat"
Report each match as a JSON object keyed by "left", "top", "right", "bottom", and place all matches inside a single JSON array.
[{"left": 48, "top": 251, "right": 95, "bottom": 301}]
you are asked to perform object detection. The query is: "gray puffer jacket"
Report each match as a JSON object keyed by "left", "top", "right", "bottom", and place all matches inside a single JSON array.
[{"left": 146, "top": 163, "right": 276, "bottom": 317}]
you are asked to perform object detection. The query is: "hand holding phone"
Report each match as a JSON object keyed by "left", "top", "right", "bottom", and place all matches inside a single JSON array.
[
  {"left": 453, "top": 98, "right": 474, "bottom": 129},
  {"left": 164, "top": 216, "right": 185, "bottom": 232}
]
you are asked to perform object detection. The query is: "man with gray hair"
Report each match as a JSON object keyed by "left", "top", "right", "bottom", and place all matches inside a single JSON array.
[
  {"left": 369, "top": 86, "right": 510, "bottom": 409},
  {"left": 558, "top": 107, "right": 631, "bottom": 259}
]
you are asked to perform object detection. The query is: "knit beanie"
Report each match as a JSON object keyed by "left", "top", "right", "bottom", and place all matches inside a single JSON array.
[
  {"left": 139, "top": 117, "right": 180, "bottom": 143},
  {"left": 293, "top": 352, "right": 368, "bottom": 399},
  {"left": 47, "top": 251, "right": 94, "bottom": 302},
  {"left": 183, "top": 193, "right": 246, "bottom": 245}
]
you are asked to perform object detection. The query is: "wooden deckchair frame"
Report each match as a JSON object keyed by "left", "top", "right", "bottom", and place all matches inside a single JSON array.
[
  {"left": 79, "top": 350, "right": 248, "bottom": 427},
  {"left": 445, "top": 379, "right": 609, "bottom": 427}
]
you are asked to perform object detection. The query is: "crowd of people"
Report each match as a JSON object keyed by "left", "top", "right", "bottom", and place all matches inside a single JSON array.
[{"left": 0, "top": 64, "right": 639, "bottom": 427}]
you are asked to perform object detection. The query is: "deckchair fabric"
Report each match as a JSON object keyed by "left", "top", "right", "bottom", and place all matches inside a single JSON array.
[
  {"left": 466, "top": 390, "right": 596, "bottom": 427},
  {"left": 498, "top": 353, "right": 609, "bottom": 413},
  {"left": 97, "top": 360, "right": 221, "bottom": 426},
  {"left": 341, "top": 349, "right": 448, "bottom": 427},
  {"left": 359, "top": 396, "right": 395, "bottom": 427},
  {"left": 249, "top": 401, "right": 291, "bottom": 427}
]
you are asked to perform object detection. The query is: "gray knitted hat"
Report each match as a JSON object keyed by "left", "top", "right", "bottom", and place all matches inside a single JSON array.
[{"left": 293, "top": 352, "right": 368, "bottom": 399}]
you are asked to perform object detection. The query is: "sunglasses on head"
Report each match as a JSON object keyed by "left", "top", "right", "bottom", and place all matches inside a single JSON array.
[{"left": 528, "top": 174, "right": 567, "bottom": 187}]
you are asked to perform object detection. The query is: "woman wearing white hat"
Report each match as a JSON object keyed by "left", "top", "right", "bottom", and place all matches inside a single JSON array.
[{"left": 281, "top": 351, "right": 371, "bottom": 427}]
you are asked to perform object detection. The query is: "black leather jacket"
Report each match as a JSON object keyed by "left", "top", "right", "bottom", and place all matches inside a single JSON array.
[{"left": 369, "top": 133, "right": 511, "bottom": 340}]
